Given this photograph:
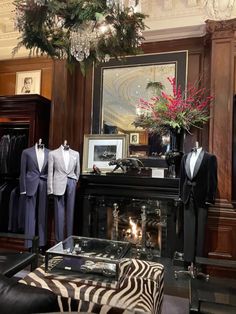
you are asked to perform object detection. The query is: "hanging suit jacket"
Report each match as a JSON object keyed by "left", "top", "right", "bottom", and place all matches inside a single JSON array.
[
  {"left": 20, "top": 146, "right": 50, "bottom": 196},
  {"left": 47, "top": 147, "right": 80, "bottom": 196},
  {"left": 179, "top": 150, "right": 217, "bottom": 208},
  {"left": 0, "top": 135, "right": 10, "bottom": 174}
]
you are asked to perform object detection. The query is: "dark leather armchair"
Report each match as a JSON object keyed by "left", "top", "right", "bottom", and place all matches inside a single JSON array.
[
  {"left": 0, "top": 232, "right": 39, "bottom": 277},
  {"left": 0, "top": 273, "right": 60, "bottom": 314}
]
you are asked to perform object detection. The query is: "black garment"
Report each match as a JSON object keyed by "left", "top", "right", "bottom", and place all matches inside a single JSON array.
[
  {"left": 0, "top": 135, "right": 10, "bottom": 174},
  {"left": 0, "top": 134, "right": 27, "bottom": 175},
  {"left": 0, "top": 182, "right": 18, "bottom": 232},
  {"left": 184, "top": 195, "right": 208, "bottom": 262},
  {"left": 179, "top": 150, "right": 217, "bottom": 262},
  {"left": 179, "top": 150, "right": 217, "bottom": 208},
  {"left": 8, "top": 134, "right": 27, "bottom": 175},
  {"left": 8, "top": 186, "right": 26, "bottom": 233}
]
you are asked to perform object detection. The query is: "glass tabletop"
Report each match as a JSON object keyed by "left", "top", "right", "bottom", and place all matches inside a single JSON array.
[
  {"left": 46, "top": 236, "right": 131, "bottom": 260},
  {"left": 45, "top": 236, "right": 132, "bottom": 280}
]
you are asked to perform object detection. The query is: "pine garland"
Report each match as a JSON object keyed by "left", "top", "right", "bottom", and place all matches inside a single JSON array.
[{"left": 13, "top": 0, "right": 147, "bottom": 74}]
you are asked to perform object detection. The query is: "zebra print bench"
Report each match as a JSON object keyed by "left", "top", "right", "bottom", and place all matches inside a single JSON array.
[{"left": 19, "top": 258, "right": 164, "bottom": 313}]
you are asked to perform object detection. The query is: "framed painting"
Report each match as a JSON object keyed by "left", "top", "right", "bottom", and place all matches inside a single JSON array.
[
  {"left": 82, "top": 134, "right": 128, "bottom": 173},
  {"left": 15, "top": 70, "right": 41, "bottom": 95}
]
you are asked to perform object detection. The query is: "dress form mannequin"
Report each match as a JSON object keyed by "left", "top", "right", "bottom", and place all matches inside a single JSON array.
[
  {"left": 175, "top": 141, "right": 217, "bottom": 279},
  {"left": 20, "top": 139, "right": 49, "bottom": 249},
  {"left": 47, "top": 140, "right": 80, "bottom": 242}
]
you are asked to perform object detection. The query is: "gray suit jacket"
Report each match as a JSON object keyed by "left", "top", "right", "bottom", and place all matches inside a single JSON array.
[
  {"left": 20, "top": 146, "right": 49, "bottom": 196},
  {"left": 47, "top": 146, "right": 80, "bottom": 195}
]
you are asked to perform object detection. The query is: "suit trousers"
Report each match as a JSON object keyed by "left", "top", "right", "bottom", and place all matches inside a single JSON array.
[
  {"left": 184, "top": 194, "right": 208, "bottom": 263},
  {"left": 54, "top": 178, "right": 77, "bottom": 243},
  {"left": 25, "top": 179, "right": 48, "bottom": 248}
]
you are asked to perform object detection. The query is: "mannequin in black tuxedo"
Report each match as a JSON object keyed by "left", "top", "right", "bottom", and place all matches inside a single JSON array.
[{"left": 179, "top": 147, "right": 217, "bottom": 263}]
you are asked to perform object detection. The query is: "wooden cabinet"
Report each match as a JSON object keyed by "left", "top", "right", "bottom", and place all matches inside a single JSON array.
[
  {"left": 0, "top": 94, "right": 51, "bottom": 248},
  {"left": 0, "top": 94, "right": 50, "bottom": 147}
]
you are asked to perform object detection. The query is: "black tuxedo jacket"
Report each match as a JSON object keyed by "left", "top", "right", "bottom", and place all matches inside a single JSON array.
[{"left": 179, "top": 150, "right": 217, "bottom": 208}]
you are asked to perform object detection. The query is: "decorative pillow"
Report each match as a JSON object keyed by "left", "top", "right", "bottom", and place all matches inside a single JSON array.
[{"left": 0, "top": 274, "right": 60, "bottom": 314}]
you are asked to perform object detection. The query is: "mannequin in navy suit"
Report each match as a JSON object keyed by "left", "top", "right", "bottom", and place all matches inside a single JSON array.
[
  {"left": 179, "top": 147, "right": 217, "bottom": 262},
  {"left": 20, "top": 143, "right": 49, "bottom": 248}
]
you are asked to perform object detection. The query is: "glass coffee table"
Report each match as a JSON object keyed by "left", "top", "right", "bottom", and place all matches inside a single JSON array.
[{"left": 45, "top": 236, "right": 131, "bottom": 281}]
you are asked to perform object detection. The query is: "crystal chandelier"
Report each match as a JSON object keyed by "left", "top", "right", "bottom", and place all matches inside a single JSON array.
[
  {"left": 203, "top": 0, "right": 236, "bottom": 20},
  {"left": 14, "top": 0, "right": 146, "bottom": 74},
  {"left": 70, "top": 0, "right": 141, "bottom": 63}
]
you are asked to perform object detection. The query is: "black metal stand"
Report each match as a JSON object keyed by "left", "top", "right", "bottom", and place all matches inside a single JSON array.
[{"left": 174, "top": 262, "right": 209, "bottom": 281}]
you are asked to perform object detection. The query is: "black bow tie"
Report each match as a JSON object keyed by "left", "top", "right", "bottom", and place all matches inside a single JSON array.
[
  {"left": 191, "top": 147, "right": 197, "bottom": 153},
  {"left": 37, "top": 144, "right": 44, "bottom": 149}
]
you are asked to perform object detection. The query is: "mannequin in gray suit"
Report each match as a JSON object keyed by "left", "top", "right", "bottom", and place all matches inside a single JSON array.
[
  {"left": 20, "top": 142, "right": 49, "bottom": 248},
  {"left": 47, "top": 143, "right": 80, "bottom": 242}
]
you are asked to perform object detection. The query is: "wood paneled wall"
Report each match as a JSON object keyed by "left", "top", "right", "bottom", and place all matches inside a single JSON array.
[
  {"left": 0, "top": 57, "right": 53, "bottom": 100},
  {"left": 49, "top": 60, "right": 92, "bottom": 150},
  {"left": 0, "top": 31, "right": 235, "bottom": 270},
  {"left": 51, "top": 35, "right": 236, "bottom": 268}
]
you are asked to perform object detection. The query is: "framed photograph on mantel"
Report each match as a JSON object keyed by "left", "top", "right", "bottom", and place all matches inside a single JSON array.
[
  {"left": 15, "top": 70, "right": 41, "bottom": 95},
  {"left": 82, "top": 134, "right": 128, "bottom": 173}
]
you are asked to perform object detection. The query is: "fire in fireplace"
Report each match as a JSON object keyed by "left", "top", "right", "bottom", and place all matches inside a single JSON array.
[{"left": 109, "top": 200, "right": 166, "bottom": 260}]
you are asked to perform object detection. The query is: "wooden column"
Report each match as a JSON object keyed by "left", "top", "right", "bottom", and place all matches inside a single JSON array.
[
  {"left": 205, "top": 20, "right": 236, "bottom": 266},
  {"left": 206, "top": 19, "right": 235, "bottom": 207},
  {"left": 49, "top": 60, "right": 93, "bottom": 152}
]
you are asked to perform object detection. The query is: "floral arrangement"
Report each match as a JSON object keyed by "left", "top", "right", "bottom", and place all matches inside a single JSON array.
[
  {"left": 13, "top": 0, "right": 147, "bottom": 74},
  {"left": 133, "top": 77, "right": 213, "bottom": 135}
]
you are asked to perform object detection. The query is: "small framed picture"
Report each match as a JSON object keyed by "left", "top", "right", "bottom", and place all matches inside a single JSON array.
[
  {"left": 15, "top": 70, "right": 41, "bottom": 95},
  {"left": 82, "top": 134, "right": 128, "bottom": 173},
  {"left": 130, "top": 133, "right": 139, "bottom": 144}
]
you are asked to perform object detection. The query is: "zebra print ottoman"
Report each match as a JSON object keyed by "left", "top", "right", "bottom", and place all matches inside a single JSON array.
[{"left": 19, "top": 258, "right": 164, "bottom": 314}]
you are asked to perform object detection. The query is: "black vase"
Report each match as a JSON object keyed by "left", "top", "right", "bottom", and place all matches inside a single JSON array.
[
  {"left": 165, "top": 128, "right": 185, "bottom": 178},
  {"left": 169, "top": 128, "right": 185, "bottom": 152}
]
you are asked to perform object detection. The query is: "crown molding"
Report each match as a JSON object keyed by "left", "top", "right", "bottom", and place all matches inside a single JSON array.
[{"left": 143, "top": 24, "right": 206, "bottom": 42}]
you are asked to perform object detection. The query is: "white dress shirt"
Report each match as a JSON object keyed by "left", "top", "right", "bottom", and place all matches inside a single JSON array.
[
  {"left": 190, "top": 147, "right": 202, "bottom": 178},
  {"left": 61, "top": 145, "right": 70, "bottom": 170},
  {"left": 35, "top": 144, "right": 45, "bottom": 172}
]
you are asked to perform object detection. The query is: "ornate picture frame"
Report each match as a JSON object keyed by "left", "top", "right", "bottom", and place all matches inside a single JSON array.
[
  {"left": 15, "top": 70, "right": 41, "bottom": 95},
  {"left": 82, "top": 134, "right": 129, "bottom": 173}
]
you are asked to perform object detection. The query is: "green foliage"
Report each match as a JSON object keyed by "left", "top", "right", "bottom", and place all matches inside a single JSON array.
[{"left": 13, "top": 0, "right": 147, "bottom": 74}]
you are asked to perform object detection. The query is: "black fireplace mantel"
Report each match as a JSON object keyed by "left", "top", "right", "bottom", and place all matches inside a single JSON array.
[
  {"left": 79, "top": 174, "right": 180, "bottom": 200},
  {"left": 77, "top": 174, "right": 181, "bottom": 258}
]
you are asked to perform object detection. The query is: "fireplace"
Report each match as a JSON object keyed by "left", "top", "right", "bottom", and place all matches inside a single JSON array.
[
  {"left": 89, "top": 197, "right": 171, "bottom": 260},
  {"left": 78, "top": 174, "right": 180, "bottom": 259}
]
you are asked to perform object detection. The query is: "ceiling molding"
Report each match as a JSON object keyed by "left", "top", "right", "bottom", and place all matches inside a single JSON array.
[{"left": 143, "top": 24, "right": 206, "bottom": 42}]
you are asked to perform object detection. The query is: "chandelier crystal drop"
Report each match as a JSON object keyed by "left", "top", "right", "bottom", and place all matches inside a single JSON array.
[{"left": 70, "top": 22, "right": 98, "bottom": 62}]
